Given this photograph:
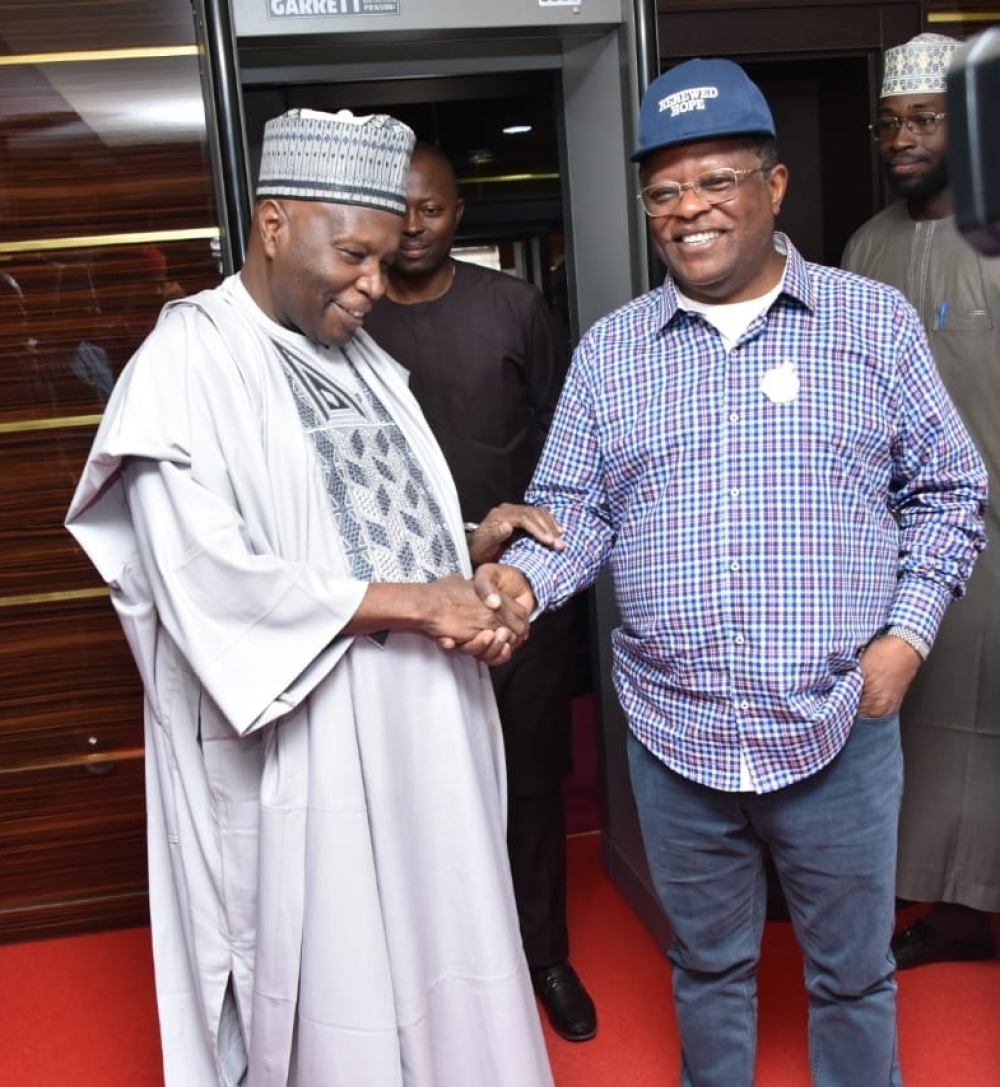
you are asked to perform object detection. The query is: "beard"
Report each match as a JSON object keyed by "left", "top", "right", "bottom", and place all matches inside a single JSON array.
[{"left": 886, "top": 156, "right": 949, "bottom": 204}]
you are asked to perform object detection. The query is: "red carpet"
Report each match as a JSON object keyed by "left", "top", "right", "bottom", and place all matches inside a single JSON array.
[{"left": 2, "top": 832, "right": 1000, "bottom": 1085}]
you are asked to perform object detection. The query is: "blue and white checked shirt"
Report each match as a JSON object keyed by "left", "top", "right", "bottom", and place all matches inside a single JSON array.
[{"left": 507, "top": 236, "right": 987, "bottom": 794}]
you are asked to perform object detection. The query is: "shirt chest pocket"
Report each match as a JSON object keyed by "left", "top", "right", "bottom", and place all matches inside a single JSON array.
[{"left": 936, "top": 306, "right": 994, "bottom": 333}]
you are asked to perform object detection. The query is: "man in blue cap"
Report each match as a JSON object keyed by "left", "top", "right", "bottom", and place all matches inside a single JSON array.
[{"left": 474, "top": 57, "right": 988, "bottom": 1084}]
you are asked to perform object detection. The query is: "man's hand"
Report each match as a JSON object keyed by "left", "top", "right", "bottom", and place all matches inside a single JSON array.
[
  {"left": 449, "top": 563, "right": 540, "bottom": 666},
  {"left": 858, "top": 634, "right": 923, "bottom": 718},
  {"left": 451, "top": 625, "right": 521, "bottom": 665},
  {"left": 474, "top": 562, "right": 538, "bottom": 617},
  {"left": 467, "top": 503, "right": 566, "bottom": 566},
  {"left": 420, "top": 573, "right": 528, "bottom": 648},
  {"left": 422, "top": 574, "right": 535, "bottom": 665},
  {"left": 346, "top": 575, "right": 527, "bottom": 664}
]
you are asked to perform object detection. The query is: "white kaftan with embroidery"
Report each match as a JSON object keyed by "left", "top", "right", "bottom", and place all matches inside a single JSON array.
[{"left": 65, "top": 275, "right": 553, "bottom": 1087}]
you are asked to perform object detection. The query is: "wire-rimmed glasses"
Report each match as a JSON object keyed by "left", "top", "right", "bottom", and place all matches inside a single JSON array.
[
  {"left": 637, "top": 166, "right": 768, "bottom": 218},
  {"left": 868, "top": 112, "right": 947, "bottom": 143}
]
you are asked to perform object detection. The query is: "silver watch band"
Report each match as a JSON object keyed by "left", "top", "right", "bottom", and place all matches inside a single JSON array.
[{"left": 883, "top": 625, "right": 931, "bottom": 661}]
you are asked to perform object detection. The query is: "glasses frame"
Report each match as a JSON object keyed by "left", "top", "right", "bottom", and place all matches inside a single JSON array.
[
  {"left": 868, "top": 112, "right": 947, "bottom": 143},
  {"left": 636, "top": 166, "right": 768, "bottom": 219}
]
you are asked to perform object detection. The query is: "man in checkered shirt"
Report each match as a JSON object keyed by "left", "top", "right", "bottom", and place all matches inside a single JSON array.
[{"left": 477, "top": 58, "right": 987, "bottom": 1087}]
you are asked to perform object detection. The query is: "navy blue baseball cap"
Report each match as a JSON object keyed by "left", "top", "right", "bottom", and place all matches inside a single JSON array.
[{"left": 631, "top": 58, "right": 776, "bottom": 162}]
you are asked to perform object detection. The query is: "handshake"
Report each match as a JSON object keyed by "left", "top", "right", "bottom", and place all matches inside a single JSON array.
[{"left": 430, "top": 503, "right": 566, "bottom": 666}]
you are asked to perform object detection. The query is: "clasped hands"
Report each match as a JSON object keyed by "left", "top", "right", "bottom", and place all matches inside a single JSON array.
[{"left": 433, "top": 504, "right": 564, "bottom": 665}]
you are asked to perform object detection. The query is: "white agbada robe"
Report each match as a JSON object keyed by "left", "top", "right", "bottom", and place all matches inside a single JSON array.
[{"left": 65, "top": 276, "right": 554, "bottom": 1087}]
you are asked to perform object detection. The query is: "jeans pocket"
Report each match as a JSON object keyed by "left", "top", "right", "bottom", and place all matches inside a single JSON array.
[{"left": 854, "top": 708, "right": 899, "bottom": 725}]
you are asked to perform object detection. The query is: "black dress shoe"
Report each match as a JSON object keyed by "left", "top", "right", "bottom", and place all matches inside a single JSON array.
[
  {"left": 530, "top": 962, "right": 597, "bottom": 1042},
  {"left": 891, "top": 918, "right": 996, "bottom": 970}
]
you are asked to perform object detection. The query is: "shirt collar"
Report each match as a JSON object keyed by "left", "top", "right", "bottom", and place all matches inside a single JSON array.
[{"left": 654, "top": 231, "right": 815, "bottom": 329}]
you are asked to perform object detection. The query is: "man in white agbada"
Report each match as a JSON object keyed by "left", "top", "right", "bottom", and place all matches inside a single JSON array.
[{"left": 65, "top": 108, "right": 558, "bottom": 1087}]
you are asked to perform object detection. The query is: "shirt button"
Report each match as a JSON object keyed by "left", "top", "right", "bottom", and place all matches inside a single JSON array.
[
  {"left": 735, "top": 634, "right": 745, "bottom": 644},
  {"left": 731, "top": 488, "right": 741, "bottom": 498},
  {"left": 730, "top": 561, "right": 740, "bottom": 572},
  {"left": 741, "top": 700, "right": 750, "bottom": 710},
  {"left": 730, "top": 412, "right": 740, "bottom": 422}
]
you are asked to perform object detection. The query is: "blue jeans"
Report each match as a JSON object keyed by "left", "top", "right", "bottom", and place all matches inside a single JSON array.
[{"left": 627, "top": 714, "right": 903, "bottom": 1087}]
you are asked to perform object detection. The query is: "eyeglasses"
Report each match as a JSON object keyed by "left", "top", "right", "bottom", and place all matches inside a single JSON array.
[
  {"left": 637, "top": 167, "right": 767, "bottom": 218},
  {"left": 868, "top": 112, "right": 947, "bottom": 142}
]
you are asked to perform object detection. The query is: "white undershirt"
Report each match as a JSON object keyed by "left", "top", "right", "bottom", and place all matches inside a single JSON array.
[{"left": 675, "top": 281, "right": 783, "bottom": 352}]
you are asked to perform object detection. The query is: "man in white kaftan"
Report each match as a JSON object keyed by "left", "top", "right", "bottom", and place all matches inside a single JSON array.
[
  {"left": 843, "top": 33, "right": 1000, "bottom": 970},
  {"left": 65, "top": 108, "right": 555, "bottom": 1087}
]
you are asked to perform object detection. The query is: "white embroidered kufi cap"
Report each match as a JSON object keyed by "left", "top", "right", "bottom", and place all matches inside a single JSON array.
[
  {"left": 256, "top": 108, "right": 416, "bottom": 215},
  {"left": 881, "top": 32, "right": 962, "bottom": 97}
]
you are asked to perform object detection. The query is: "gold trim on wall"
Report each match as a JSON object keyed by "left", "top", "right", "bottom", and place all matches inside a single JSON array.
[
  {"left": 0, "top": 748, "right": 145, "bottom": 775},
  {"left": 928, "top": 11, "right": 1000, "bottom": 21},
  {"left": 0, "top": 588, "right": 108, "bottom": 609},
  {"left": 0, "top": 415, "right": 103, "bottom": 434},
  {"left": 458, "top": 172, "right": 561, "bottom": 185},
  {"left": 0, "top": 45, "right": 200, "bottom": 67},
  {"left": 0, "top": 227, "right": 220, "bottom": 256}
]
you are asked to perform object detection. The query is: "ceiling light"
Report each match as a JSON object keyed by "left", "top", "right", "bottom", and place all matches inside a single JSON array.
[{"left": 502, "top": 125, "right": 533, "bottom": 135}]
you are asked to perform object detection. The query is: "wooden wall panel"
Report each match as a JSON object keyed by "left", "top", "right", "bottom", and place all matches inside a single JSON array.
[
  {"left": 0, "top": 759, "right": 148, "bottom": 940},
  {"left": 1, "top": 241, "right": 222, "bottom": 426},
  {"left": 927, "top": 1, "right": 1000, "bottom": 41},
  {"left": 658, "top": 0, "right": 916, "bottom": 8},
  {"left": 1, "top": 0, "right": 224, "bottom": 942},
  {"left": 0, "top": 430, "right": 97, "bottom": 596},
  {"left": 656, "top": 1, "right": 923, "bottom": 59},
  {"left": 0, "top": 602, "right": 142, "bottom": 766},
  {"left": 5, "top": 123, "right": 220, "bottom": 242}
]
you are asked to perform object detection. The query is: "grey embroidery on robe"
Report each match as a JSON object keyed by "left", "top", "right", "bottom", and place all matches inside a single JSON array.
[{"left": 274, "top": 338, "right": 461, "bottom": 584}]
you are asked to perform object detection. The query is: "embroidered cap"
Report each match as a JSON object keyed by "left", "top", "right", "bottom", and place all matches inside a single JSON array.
[
  {"left": 631, "top": 58, "right": 775, "bottom": 163},
  {"left": 256, "top": 108, "right": 415, "bottom": 215},
  {"left": 880, "top": 33, "right": 961, "bottom": 97}
]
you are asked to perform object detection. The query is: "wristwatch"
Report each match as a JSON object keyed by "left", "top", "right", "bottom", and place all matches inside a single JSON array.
[
  {"left": 882, "top": 625, "right": 931, "bottom": 661},
  {"left": 463, "top": 522, "right": 480, "bottom": 534}
]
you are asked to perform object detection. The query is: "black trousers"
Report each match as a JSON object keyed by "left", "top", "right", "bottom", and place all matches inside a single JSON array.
[{"left": 490, "top": 604, "right": 578, "bottom": 968}]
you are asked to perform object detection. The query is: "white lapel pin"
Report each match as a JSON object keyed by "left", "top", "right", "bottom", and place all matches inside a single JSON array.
[{"left": 760, "top": 361, "right": 800, "bottom": 404}]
